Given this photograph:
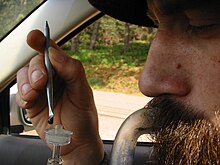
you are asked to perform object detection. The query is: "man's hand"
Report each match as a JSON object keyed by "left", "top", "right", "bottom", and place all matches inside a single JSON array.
[{"left": 16, "top": 30, "right": 104, "bottom": 164}]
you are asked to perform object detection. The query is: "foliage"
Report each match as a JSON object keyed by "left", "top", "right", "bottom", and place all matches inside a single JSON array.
[
  {"left": 0, "top": 0, "right": 43, "bottom": 39},
  {"left": 65, "top": 42, "right": 150, "bottom": 95},
  {"left": 66, "top": 42, "right": 149, "bottom": 67},
  {"left": 68, "top": 15, "right": 157, "bottom": 48},
  {"left": 63, "top": 16, "right": 157, "bottom": 95},
  {"left": 0, "top": 1, "right": 156, "bottom": 95}
]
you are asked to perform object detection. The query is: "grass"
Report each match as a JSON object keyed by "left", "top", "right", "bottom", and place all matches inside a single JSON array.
[{"left": 65, "top": 42, "right": 150, "bottom": 95}]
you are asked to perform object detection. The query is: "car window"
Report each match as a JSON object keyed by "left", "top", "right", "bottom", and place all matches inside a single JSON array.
[
  {"left": 63, "top": 17, "right": 156, "bottom": 141},
  {"left": 0, "top": 0, "right": 44, "bottom": 40},
  {"left": 3, "top": 1, "right": 156, "bottom": 142},
  {"left": 16, "top": 16, "right": 156, "bottom": 142}
]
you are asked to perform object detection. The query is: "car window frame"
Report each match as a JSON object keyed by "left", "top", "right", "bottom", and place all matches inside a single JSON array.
[{"left": 0, "top": 0, "right": 103, "bottom": 134}]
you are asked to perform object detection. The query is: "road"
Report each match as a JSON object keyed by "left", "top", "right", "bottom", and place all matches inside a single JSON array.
[
  {"left": 22, "top": 90, "right": 153, "bottom": 141},
  {"left": 93, "top": 90, "right": 152, "bottom": 141}
]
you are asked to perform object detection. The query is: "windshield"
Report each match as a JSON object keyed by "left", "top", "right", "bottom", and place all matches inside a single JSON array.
[{"left": 0, "top": 0, "right": 44, "bottom": 40}]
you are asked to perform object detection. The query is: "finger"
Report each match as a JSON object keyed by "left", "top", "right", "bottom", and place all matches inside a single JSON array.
[
  {"left": 48, "top": 47, "right": 87, "bottom": 84},
  {"left": 28, "top": 54, "right": 47, "bottom": 90},
  {"left": 27, "top": 30, "right": 45, "bottom": 53},
  {"left": 16, "top": 80, "right": 48, "bottom": 124},
  {"left": 16, "top": 67, "right": 39, "bottom": 104},
  {"left": 49, "top": 46, "right": 94, "bottom": 111},
  {"left": 16, "top": 92, "right": 31, "bottom": 109},
  {"left": 26, "top": 29, "right": 57, "bottom": 53},
  {"left": 27, "top": 29, "right": 74, "bottom": 82}
]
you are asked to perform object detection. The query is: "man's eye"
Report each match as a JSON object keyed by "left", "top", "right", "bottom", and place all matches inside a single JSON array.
[{"left": 187, "top": 24, "right": 218, "bottom": 34}]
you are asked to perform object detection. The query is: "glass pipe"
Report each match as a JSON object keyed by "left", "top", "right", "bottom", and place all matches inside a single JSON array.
[{"left": 45, "top": 125, "right": 73, "bottom": 165}]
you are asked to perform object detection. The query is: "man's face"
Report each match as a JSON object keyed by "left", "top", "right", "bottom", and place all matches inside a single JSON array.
[{"left": 138, "top": 0, "right": 220, "bottom": 163}]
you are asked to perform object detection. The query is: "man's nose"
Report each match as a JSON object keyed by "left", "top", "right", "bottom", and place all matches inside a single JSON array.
[{"left": 139, "top": 31, "right": 191, "bottom": 97}]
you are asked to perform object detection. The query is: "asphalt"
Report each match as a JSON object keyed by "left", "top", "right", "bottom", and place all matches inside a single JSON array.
[
  {"left": 93, "top": 90, "right": 151, "bottom": 118},
  {"left": 93, "top": 90, "right": 152, "bottom": 141},
  {"left": 16, "top": 86, "right": 153, "bottom": 141}
]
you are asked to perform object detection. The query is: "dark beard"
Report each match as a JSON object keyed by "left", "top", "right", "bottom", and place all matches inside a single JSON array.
[{"left": 147, "top": 96, "right": 220, "bottom": 164}]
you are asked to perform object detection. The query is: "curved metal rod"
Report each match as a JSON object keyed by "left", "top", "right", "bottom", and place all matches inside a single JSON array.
[{"left": 110, "top": 108, "right": 158, "bottom": 165}]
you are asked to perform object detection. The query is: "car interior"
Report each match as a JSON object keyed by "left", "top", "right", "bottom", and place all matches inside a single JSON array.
[{"left": 0, "top": 0, "right": 156, "bottom": 164}]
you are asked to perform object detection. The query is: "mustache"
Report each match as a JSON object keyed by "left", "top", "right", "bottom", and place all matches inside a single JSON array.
[
  {"left": 146, "top": 96, "right": 220, "bottom": 164},
  {"left": 146, "top": 95, "right": 205, "bottom": 130}
]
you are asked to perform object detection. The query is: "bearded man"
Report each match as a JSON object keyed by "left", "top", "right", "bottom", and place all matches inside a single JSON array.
[{"left": 16, "top": 0, "right": 220, "bottom": 164}]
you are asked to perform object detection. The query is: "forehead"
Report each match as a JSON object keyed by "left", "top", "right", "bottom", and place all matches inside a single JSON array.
[{"left": 148, "top": 0, "right": 219, "bottom": 15}]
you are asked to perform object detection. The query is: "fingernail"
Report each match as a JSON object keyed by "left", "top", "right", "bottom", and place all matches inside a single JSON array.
[
  {"left": 31, "top": 70, "right": 43, "bottom": 83},
  {"left": 21, "top": 83, "right": 31, "bottom": 96}
]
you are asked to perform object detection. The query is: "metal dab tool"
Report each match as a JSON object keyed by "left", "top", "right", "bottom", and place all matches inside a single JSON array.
[
  {"left": 44, "top": 22, "right": 73, "bottom": 165},
  {"left": 44, "top": 21, "right": 54, "bottom": 124}
]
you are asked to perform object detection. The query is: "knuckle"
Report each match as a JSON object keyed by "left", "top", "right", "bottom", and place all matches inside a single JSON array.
[
  {"left": 16, "top": 93, "right": 34, "bottom": 109},
  {"left": 17, "top": 67, "right": 28, "bottom": 77},
  {"left": 74, "top": 59, "right": 84, "bottom": 72},
  {"left": 29, "top": 55, "right": 45, "bottom": 70},
  {"left": 62, "top": 58, "right": 85, "bottom": 82},
  {"left": 71, "top": 59, "right": 85, "bottom": 79},
  {"left": 16, "top": 93, "right": 28, "bottom": 108}
]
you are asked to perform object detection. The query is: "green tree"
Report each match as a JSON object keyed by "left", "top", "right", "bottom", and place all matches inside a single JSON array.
[
  {"left": 89, "top": 20, "right": 101, "bottom": 50},
  {"left": 0, "top": 0, "right": 43, "bottom": 39},
  {"left": 123, "top": 23, "right": 131, "bottom": 53},
  {"left": 64, "top": 15, "right": 156, "bottom": 51}
]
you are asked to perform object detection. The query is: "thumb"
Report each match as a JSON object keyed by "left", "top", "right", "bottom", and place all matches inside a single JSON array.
[
  {"left": 48, "top": 46, "right": 94, "bottom": 111},
  {"left": 48, "top": 46, "right": 87, "bottom": 84}
]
